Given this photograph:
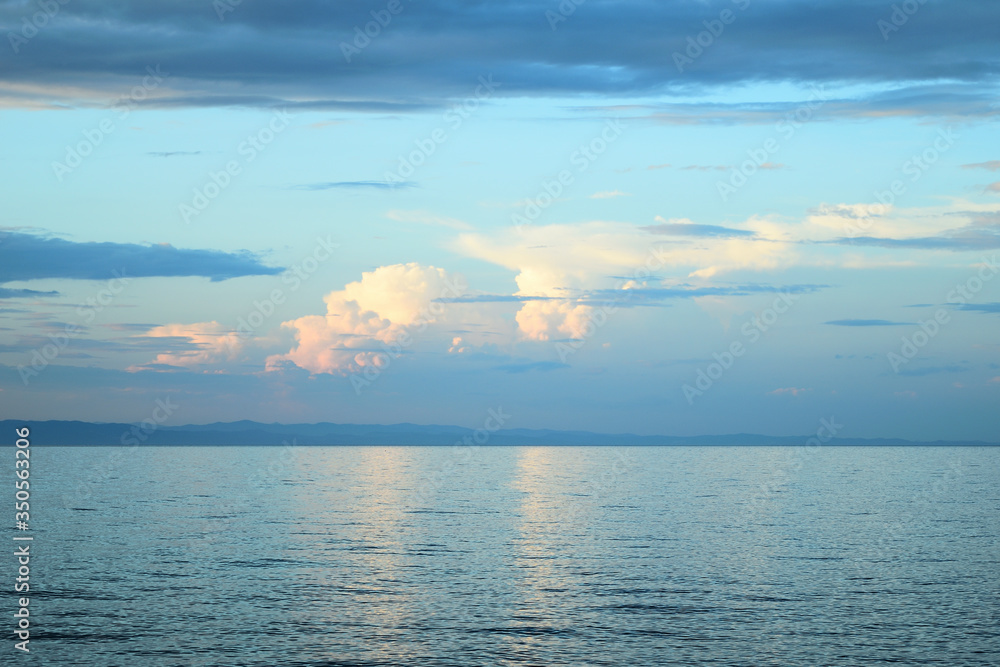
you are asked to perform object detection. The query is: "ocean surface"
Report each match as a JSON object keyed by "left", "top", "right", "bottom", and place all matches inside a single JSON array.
[{"left": 12, "top": 445, "right": 1000, "bottom": 666}]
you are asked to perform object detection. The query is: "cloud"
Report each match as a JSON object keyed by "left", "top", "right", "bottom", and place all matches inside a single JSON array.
[
  {"left": 136, "top": 321, "right": 244, "bottom": 369},
  {"left": 840, "top": 232, "right": 1000, "bottom": 251},
  {"left": 768, "top": 387, "right": 812, "bottom": 397},
  {"left": 620, "top": 86, "right": 1000, "bottom": 125},
  {"left": 962, "top": 161, "right": 1000, "bottom": 171},
  {"left": 105, "top": 323, "right": 162, "bottom": 332},
  {"left": 515, "top": 301, "right": 594, "bottom": 341},
  {"left": 615, "top": 164, "right": 669, "bottom": 173},
  {"left": 957, "top": 303, "right": 1000, "bottom": 315},
  {"left": 268, "top": 263, "right": 463, "bottom": 374},
  {"left": 494, "top": 361, "right": 569, "bottom": 373},
  {"left": 0, "top": 288, "right": 60, "bottom": 299},
  {"left": 681, "top": 165, "right": 729, "bottom": 172},
  {"left": 825, "top": 319, "right": 914, "bottom": 326},
  {"left": 897, "top": 364, "right": 969, "bottom": 377},
  {"left": 4, "top": 1, "right": 998, "bottom": 116},
  {"left": 385, "top": 210, "right": 472, "bottom": 230},
  {"left": 589, "top": 190, "right": 631, "bottom": 199},
  {"left": 986, "top": 182, "right": 1000, "bottom": 194},
  {"left": 0, "top": 232, "right": 281, "bottom": 283},
  {"left": 442, "top": 283, "right": 826, "bottom": 308},
  {"left": 289, "top": 181, "right": 415, "bottom": 191},
  {"left": 819, "top": 202, "right": 1000, "bottom": 251},
  {"left": 642, "top": 217, "right": 755, "bottom": 239},
  {"left": 454, "top": 219, "right": 808, "bottom": 338},
  {"left": 678, "top": 162, "right": 780, "bottom": 172},
  {"left": 147, "top": 151, "right": 202, "bottom": 157}
]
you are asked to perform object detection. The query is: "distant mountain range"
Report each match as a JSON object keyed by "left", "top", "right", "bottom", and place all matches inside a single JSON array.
[{"left": 1, "top": 420, "right": 995, "bottom": 446}]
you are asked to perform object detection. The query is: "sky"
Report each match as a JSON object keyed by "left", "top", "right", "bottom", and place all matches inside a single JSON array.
[{"left": 0, "top": 0, "right": 998, "bottom": 441}]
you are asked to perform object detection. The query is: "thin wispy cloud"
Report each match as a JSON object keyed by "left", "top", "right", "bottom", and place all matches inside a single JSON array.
[
  {"left": 825, "top": 319, "right": 915, "bottom": 326},
  {"left": 642, "top": 221, "right": 755, "bottom": 239},
  {"left": 957, "top": 303, "right": 1000, "bottom": 315},
  {"left": 589, "top": 190, "right": 631, "bottom": 199},
  {"left": 440, "top": 283, "right": 827, "bottom": 307},
  {"left": 290, "top": 181, "right": 416, "bottom": 191},
  {"left": 147, "top": 151, "right": 202, "bottom": 158},
  {"left": 0, "top": 288, "right": 60, "bottom": 299},
  {"left": 495, "top": 361, "right": 569, "bottom": 374},
  {"left": 768, "top": 387, "right": 812, "bottom": 397},
  {"left": 962, "top": 161, "right": 1000, "bottom": 171},
  {"left": 681, "top": 165, "right": 730, "bottom": 172}
]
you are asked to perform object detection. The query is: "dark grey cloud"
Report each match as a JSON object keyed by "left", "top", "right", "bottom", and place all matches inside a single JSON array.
[
  {"left": 0, "top": 288, "right": 60, "bottom": 299},
  {"left": 642, "top": 222, "right": 755, "bottom": 238},
  {"left": 825, "top": 319, "right": 914, "bottom": 326},
  {"left": 0, "top": 232, "right": 281, "bottom": 285},
  {"left": 957, "top": 303, "right": 1000, "bottom": 315},
  {"left": 104, "top": 323, "right": 163, "bottom": 332},
  {"left": 2, "top": 0, "right": 998, "bottom": 116},
  {"left": 141, "top": 95, "right": 438, "bottom": 113},
  {"left": 289, "top": 181, "right": 416, "bottom": 191}
]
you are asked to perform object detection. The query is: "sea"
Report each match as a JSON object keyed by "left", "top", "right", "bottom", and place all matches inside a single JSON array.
[{"left": 10, "top": 445, "right": 1000, "bottom": 666}]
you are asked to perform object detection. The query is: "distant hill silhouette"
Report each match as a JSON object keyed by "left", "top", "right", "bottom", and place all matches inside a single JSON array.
[{"left": 1, "top": 420, "right": 995, "bottom": 446}]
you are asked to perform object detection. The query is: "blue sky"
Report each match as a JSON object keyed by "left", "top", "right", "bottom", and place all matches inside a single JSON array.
[{"left": 1, "top": 0, "right": 998, "bottom": 440}]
